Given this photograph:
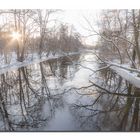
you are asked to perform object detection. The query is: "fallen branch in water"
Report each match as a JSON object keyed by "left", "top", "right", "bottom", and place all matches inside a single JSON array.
[{"left": 62, "top": 81, "right": 140, "bottom": 98}]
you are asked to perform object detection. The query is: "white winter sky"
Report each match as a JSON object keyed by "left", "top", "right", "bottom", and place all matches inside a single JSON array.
[
  {"left": 0, "top": 9, "right": 101, "bottom": 45},
  {"left": 0, "top": 0, "right": 139, "bottom": 47},
  {"left": 0, "top": 9, "right": 100, "bottom": 45},
  {"left": 43, "top": 9, "right": 101, "bottom": 45},
  {"left": 61, "top": 10, "right": 101, "bottom": 45}
]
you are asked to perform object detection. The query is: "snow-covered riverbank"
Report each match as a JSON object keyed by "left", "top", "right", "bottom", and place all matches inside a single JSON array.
[{"left": 0, "top": 51, "right": 83, "bottom": 75}]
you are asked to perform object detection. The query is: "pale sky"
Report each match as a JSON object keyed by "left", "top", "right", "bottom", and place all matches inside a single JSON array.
[
  {"left": 0, "top": 9, "right": 101, "bottom": 46},
  {"left": 61, "top": 10, "right": 101, "bottom": 45}
]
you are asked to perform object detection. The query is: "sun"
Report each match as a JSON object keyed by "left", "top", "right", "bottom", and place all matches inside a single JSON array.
[{"left": 11, "top": 31, "right": 21, "bottom": 40}]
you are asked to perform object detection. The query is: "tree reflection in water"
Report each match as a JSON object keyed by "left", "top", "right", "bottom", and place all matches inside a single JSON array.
[
  {"left": 0, "top": 54, "right": 80, "bottom": 131},
  {"left": 0, "top": 53, "right": 140, "bottom": 131},
  {"left": 69, "top": 66, "right": 140, "bottom": 131}
]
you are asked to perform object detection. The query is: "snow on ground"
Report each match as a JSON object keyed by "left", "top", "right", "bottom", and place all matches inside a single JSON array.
[{"left": 0, "top": 51, "right": 81, "bottom": 75}]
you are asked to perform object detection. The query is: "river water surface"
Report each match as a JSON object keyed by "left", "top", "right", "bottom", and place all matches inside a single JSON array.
[{"left": 0, "top": 52, "right": 139, "bottom": 131}]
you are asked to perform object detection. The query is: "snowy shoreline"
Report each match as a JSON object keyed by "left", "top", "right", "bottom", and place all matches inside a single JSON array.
[{"left": 0, "top": 51, "right": 82, "bottom": 75}]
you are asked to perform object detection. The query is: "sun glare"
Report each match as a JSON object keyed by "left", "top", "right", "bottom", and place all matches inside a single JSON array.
[{"left": 11, "top": 31, "right": 21, "bottom": 40}]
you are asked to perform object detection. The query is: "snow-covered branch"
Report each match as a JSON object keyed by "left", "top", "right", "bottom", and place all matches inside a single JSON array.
[{"left": 106, "top": 62, "right": 140, "bottom": 88}]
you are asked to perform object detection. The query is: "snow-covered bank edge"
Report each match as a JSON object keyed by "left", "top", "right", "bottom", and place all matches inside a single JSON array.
[
  {"left": 111, "top": 65, "right": 140, "bottom": 88},
  {"left": 0, "top": 51, "right": 82, "bottom": 75},
  {"left": 86, "top": 49, "right": 140, "bottom": 89},
  {"left": 105, "top": 62, "right": 140, "bottom": 89}
]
